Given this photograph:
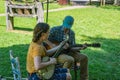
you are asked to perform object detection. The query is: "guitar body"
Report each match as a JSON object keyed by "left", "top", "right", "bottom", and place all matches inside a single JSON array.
[
  {"left": 37, "top": 39, "right": 69, "bottom": 79},
  {"left": 37, "top": 56, "right": 55, "bottom": 79}
]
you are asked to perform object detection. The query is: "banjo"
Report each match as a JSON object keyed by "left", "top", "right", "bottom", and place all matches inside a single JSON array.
[{"left": 37, "top": 38, "right": 68, "bottom": 79}]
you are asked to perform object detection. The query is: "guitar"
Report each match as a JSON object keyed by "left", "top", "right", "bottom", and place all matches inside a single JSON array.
[
  {"left": 69, "top": 43, "right": 101, "bottom": 50},
  {"left": 70, "top": 43, "right": 101, "bottom": 48},
  {"left": 62, "top": 43, "right": 101, "bottom": 54},
  {"left": 37, "top": 38, "right": 68, "bottom": 79}
]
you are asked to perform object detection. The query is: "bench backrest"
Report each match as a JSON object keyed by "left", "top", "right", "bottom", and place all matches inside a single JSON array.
[
  {"left": 9, "top": 50, "right": 22, "bottom": 80},
  {"left": 6, "top": 0, "right": 44, "bottom": 30}
]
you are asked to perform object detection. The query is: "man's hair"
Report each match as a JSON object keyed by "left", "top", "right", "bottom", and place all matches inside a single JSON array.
[{"left": 32, "top": 23, "right": 50, "bottom": 42}]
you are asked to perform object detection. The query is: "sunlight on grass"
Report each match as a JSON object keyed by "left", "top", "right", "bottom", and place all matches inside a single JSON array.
[{"left": 0, "top": 1, "right": 5, "bottom": 13}]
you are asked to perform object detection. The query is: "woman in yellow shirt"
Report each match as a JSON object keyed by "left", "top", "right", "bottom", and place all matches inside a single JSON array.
[{"left": 26, "top": 23, "right": 71, "bottom": 80}]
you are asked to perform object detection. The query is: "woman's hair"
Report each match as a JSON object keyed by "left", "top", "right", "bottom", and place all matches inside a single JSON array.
[{"left": 32, "top": 23, "right": 50, "bottom": 42}]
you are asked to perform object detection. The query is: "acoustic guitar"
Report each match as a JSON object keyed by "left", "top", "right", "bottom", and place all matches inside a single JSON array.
[
  {"left": 61, "top": 43, "right": 101, "bottom": 54},
  {"left": 37, "top": 38, "right": 68, "bottom": 79}
]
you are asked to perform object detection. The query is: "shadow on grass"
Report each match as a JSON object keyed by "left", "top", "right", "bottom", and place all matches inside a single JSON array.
[
  {"left": 14, "top": 26, "right": 33, "bottom": 31},
  {"left": 0, "top": 44, "right": 29, "bottom": 78},
  {"left": 0, "top": 35, "right": 120, "bottom": 79},
  {"left": 0, "top": 42, "right": 100, "bottom": 80}
]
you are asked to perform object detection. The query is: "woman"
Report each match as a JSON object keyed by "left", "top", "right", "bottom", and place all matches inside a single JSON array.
[{"left": 26, "top": 23, "right": 71, "bottom": 80}]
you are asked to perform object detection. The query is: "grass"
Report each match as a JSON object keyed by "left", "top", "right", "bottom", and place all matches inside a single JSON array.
[
  {"left": 0, "top": 1, "right": 120, "bottom": 80},
  {"left": 43, "top": 2, "right": 71, "bottom": 10},
  {"left": 0, "top": 0, "right": 5, "bottom": 13}
]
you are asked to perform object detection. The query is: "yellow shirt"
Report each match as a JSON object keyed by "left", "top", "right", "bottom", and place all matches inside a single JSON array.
[{"left": 26, "top": 42, "right": 46, "bottom": 73}]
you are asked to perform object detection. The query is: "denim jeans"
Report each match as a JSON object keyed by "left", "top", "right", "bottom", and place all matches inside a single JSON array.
[
  {"left": 28, "top": 73, "right": 41, "bottom": 80},
  {"left": 28, "top": 68, "right": 67, "bottom": 80},
  {"left": 50, "top": 68, "right": 67, "bottom": 80}
]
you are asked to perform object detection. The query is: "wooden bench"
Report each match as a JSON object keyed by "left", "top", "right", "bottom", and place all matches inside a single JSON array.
[{"left": 6, "top": 0, "right": 44, "bottom": 30}]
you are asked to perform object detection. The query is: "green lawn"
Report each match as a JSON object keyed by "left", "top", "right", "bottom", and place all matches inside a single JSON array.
[
  {"left": 0, "top": 2, "right": 120, "bottom": 80},
  {"left": 0, "top": 0, "right": 5, "bottom": 13}
]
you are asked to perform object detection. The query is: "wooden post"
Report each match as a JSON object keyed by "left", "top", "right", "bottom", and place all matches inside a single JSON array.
[
  {"left": 113, "top": 0, "right": 119, "bottom": 5},
  {"left": 100, "top": 0, "right": 106, "bottom": 6},
  {"left": 36, "top": 2, "right": 44, "bottom": 23},
  {"left": 114, "top": 0, "right": 117, "bottom": 5},
  {"left": 100, "top": 0, "right": 103, "bottom": 6},
  {"left": 68, "top": 0, "right": 70, "bottom": 5},
  {"left": 46, "top": 0, "right": 49, "bottom": 23},
  {"left": 89, "top": 0, "right": 92, "bottom": 5},
  {"left": 103, "top": 0, "right": 105, "bottom": 5},
  {"left": 6, "top": 0, "right": 14, "bottom": 30},
  {"left": 7, "top": 16, "right": 14, "bottom": 30}
]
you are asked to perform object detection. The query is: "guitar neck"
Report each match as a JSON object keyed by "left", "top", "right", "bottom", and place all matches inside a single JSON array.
[
  {"left": 70, "top": 43, "right": 101, "bottom": 48},
  {"left": 52, "top": 39, "right": 68, "bottom": 58}
]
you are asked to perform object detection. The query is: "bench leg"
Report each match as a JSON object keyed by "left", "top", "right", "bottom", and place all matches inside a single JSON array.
[{"left": 6, "top": 15, "right": 14, "bottom": 30}]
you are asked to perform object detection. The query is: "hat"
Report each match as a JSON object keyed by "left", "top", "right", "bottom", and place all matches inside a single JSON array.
[{"left": 62, "top": 16, "right": 74, "bottom": 29}]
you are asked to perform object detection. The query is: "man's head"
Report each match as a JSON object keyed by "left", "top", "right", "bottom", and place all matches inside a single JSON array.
[{"left": 62, "top": 16, "right": 74, "bottom": 29}]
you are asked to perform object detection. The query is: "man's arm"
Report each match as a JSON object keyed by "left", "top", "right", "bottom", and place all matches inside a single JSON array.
[{"left": 45, "top": 40, "right": 69, "bottom": 57}]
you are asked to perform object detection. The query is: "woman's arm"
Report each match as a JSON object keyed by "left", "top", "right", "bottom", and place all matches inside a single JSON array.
[
  {"left": 34, "top": 56, "right": 56, "bottom": 70},
  {"left": 46, "top": 45, "right": 60, "bottom": 56},
  {"left": 46, "top": 40, "right": 69, "bottom": 56}
]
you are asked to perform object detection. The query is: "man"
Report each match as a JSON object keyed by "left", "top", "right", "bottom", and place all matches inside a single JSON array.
[{"left": 46, "top": 15, "right": 88, "bottom": 80}]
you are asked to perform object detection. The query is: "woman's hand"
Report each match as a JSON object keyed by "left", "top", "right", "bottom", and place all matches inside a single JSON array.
[{"left": 49, "top": 58, "right": 57, "bottom": 64}]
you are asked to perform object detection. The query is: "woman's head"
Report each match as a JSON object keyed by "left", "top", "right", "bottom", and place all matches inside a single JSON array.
[{"left": 32, "top": 23, "right": 50, "bottom": 42}]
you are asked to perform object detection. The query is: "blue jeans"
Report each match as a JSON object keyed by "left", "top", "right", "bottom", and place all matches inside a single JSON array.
[
  {"left": 28, "top": 73, "right": 41, "bottom": 80},
  {"left": 50, "top": 68, "right": 67, "bottom": 80},
  {"left": 28, "top": 68, "right": 67, "bottom": 80}
]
